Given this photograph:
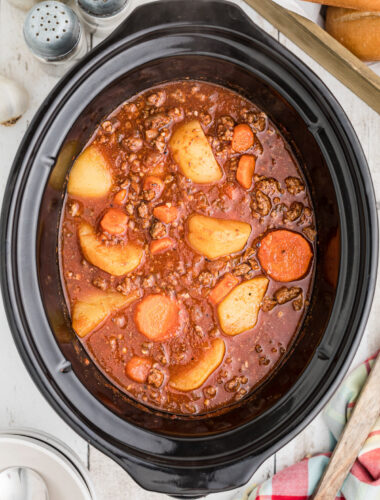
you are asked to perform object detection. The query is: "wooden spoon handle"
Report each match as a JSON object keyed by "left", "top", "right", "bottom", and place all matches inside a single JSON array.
[{"left": 313, "top": 353, "right": 380, "bottom": 499}]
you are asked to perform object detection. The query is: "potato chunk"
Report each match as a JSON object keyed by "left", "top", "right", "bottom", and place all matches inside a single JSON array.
[
  {"left": 187, "top": 214, "right": 251, "bottom": 259},
  {"left": 169, "top": 339, "right": 225, "bottom": 392},
  {"left": 72, "top": 289, "right": 140, "bottom": 338},
  {"left": 169, "top": 120, "right": 223, "bottom": 183},
  {"left": 218, "top": 277, "right": 269, "bottom": 335},
  {"left": 78, "top": 222, "right": 143, "bottom": 276},
  {"left": 68, "top": 145, "right": 112, "bottom": 198}
]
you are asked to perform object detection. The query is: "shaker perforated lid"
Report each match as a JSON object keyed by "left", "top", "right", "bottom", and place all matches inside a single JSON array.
[
  {"left": 24, "top": 1, "right": 81, "bottom": 60},
  {"left": 78, "top": 0, "right": 128, "bottom": 17}
]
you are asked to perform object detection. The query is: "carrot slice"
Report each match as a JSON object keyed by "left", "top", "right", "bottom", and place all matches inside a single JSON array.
[
  {"left": 257, "top": 229, "right": 313, "bottom": 282},
  {"left": 143, "top": 176, "right": 164, "bottom": 199},
  {"left": 135, "top": 294, "right": 179, "bottom": 341},
  {"left": 236, "top": 155, "right": 255, "bottom": 189},
  {"left": 208, "top": 273, "right": 240, "bottom": 305},
  {"left": 153, "top": 204, "right": 178, "bottom": 224},
  {"left": 231, "top": 124, "right": 254, "bottom": 152},
  {"left": 100, "top": 208, "right": 128, "bottom": 235},
  {"left": 149, "top": 237, "right": 176, "bottom": 255},
  {"left": 125, "top": 356, "right": 152, "bottom": 383},
  {"left": 113, "top": 188, "right": 127, "bottom": 205}
]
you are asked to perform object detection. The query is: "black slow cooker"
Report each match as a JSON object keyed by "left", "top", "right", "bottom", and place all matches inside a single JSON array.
[{"left": 1, "top": 0, "right": 378, "bottom": 497}]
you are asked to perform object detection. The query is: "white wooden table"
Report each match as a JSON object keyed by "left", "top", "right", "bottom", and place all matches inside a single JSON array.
[{"left": 0, "top": 1, "right": 379, "bottom": 499}]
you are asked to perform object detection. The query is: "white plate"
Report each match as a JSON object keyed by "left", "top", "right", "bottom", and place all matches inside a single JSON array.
[{"left": 0, "top": 431, "right": 95, "bottom": 500}]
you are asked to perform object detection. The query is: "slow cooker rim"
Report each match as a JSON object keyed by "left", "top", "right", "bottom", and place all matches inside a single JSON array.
[{"left": 2, "top": 66, "right": 378, "bottom": 446}]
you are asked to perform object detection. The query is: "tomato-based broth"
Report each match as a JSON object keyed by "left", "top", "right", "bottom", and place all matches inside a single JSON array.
[{"left": 60, "top": 81, "right": 316, "bottom": 415}]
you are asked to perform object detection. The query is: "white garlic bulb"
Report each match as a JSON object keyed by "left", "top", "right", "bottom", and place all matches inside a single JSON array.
[{"left": 0, "top": 75, "right": 29, "bottom": 125}]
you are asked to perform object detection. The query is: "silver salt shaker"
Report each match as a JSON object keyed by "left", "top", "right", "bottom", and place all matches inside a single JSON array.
[
  {"left": 76, "top": 0, "right": 129, "bottom": 36},
  {"left": 24, "top": 1, "right": 88, "bottom": 77}
]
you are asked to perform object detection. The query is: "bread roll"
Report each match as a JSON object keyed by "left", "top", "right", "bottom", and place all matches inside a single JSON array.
[
  {"left": 305, "top": 0, "right": 380, "bottom": 10},
  {"left": 326, "top": 7, "right": 380, "bottom": 60}
]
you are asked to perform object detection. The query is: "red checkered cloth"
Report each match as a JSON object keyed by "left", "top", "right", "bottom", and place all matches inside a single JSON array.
[{"left": 238, "top": 352, "right": 380, "bottom": 500}]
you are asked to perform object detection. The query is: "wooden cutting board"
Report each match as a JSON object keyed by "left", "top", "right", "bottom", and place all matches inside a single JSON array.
[{"left": 244, "top": 0, "right": 380, "bottom": 114}]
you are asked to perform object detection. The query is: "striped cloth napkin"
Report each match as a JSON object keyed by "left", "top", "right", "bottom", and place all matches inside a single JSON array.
[{"left": 238, "top": 352, "right": 380, "bottom": 500}]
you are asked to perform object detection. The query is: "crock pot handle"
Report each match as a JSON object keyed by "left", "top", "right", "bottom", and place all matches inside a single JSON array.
[
  {"left": 102, "top": 0, "right": 270, "bottom": 48},
  {"left": 116, "top": 451, "right": 269, "bottom": 497}
]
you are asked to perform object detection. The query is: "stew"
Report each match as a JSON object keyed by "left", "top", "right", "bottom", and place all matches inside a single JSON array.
[{"left": 60, "top": 80, "right": 316, "bottom": 415}]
